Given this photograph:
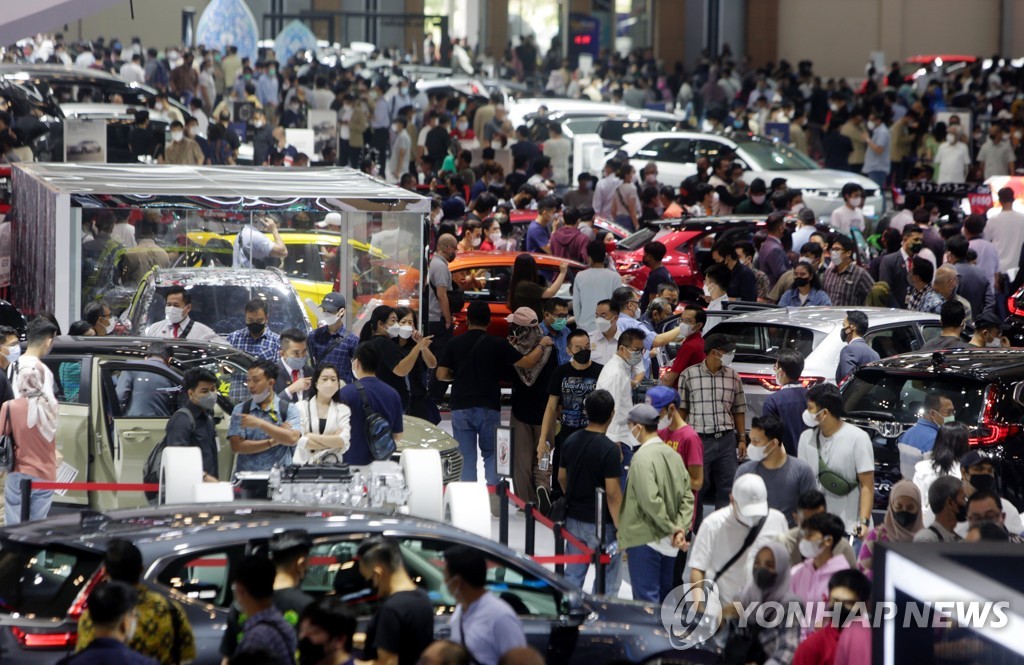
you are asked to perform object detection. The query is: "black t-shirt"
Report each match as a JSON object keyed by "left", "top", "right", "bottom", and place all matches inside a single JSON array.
[
  {"left": 425, "top": 126, "right": 451, "bottom": 166},
  {"left": 440, "top": 330, "right": 523, "bottom": 411},
  {"left": 363, "top": 589, "right": 434, "bottom": 665},
  {"left": 559, "top": 429, "right": 621, "bottom": 523},
  {"left": 510, "top": 281, "right": 545, "bottom": 321},
  {"left": 219, "top": 586, "right": 315, "bottom": 656},
  {"left": 510, "top": 350, "right": 557, "bottom": 425},
  {"left": 641, "top": 265, "right": 673, "bottom": 308},
  {"left": 367, "top": 335, "right": 410, "bottom": 408},
  {"left": 547, "top": 362, "right": 603, "bottom": 430}
]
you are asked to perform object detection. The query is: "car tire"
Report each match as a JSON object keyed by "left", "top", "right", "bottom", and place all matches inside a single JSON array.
[
  {"left": 443, "top": 482, "right": 491, "bottom": 538},
  {"left": 400, "top": 449, "right": 444, "bottom": 521}
]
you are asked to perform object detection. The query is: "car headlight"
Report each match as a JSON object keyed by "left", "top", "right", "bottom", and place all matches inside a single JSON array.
[{"left": 802, "top": 188, "right": 841, "bottom": 199}]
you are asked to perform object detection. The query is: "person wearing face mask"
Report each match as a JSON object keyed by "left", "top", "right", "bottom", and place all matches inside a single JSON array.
[
  {"left": 638, "top": 241, "right": 672, "bottom": 311},
  {"left": 114, "top": 342, "right": 176, "bottom": 418},
  {"left": 726, "top": 542, "right": 802, "bottom": 664},
  {"left": 595, "top": 328, "right": 647, "bottom": 468},
  {"left": 956, "top": 450, "right": 1024, "bottom": 537},
  {"left": 860, "top": 110, "right": 891, "bottom": 201},
  {"left": 789, "top": 512, "right": 851, "bottom": 636},
  {"left": 856, "top": 480, "right": 923, "bottom": 580},
  {"left": 914, "top": 475, "right": 966, "bottom": 543},
  {"left": 297, "top": 598, "right": 357, "bottom": 665},
  {"left": 969, "top": 311, "right": 1010, "bottom": 348},
  {"left": 292, "top": 365, "right": 351, "bottom": 464},
  {"left": 755, "top": 213, "right": 792, "bottom": 289},
  {"left": 737, "top": 415, "right": 817, "bottom": 529},
  {"left": 618, "top": 404, "right": 693, "bottom": 603},
  {"left": 307, "top": 292, "right": 360, "bottom": 385},
  {"left": 792, "top": 568, "right": 873, "bottom": 665},
  {"left": 829, "top": 183, "right": 866, "bottom": 237},
  {"left": 796, "top": 384, "right": 874, "bottom": 540},
  {"left": 228, "top": 359, "right": 302, "bottom": 472},
  {"left": 678, "top": 334, "right": 747, "bottom": 510},
  {"left": 660, "top": 306, "right": 707, "bottom": 389},
  {"left": 392, "top": 307, "right": 439, "bottom": 423},
  {"left": 759, "top": 349, "right": 810, "bottom": 456},
  {"left": 778, "top": 260, "right": 833, "bottom": 307},
  {"left": 229, "top": 556, "right": 298, "bottom": 665},
  {"left": 836, "top": 310, "right": 879, "bottom": 383},
  {"left": 935, "top": 124, "right": 970, "bottom": 184},
  {"left": 76, "top": 540, "right": 196, "bottom": 665},
  {"left": 965, "top": 491, "right": 1024, "bottom": 543},
  {"left": 648, "top": 385, "right": 703, "bottom": 532},
  {"left": 822, "top": 235, "right": 876, "bottom": 307},
  {"left": 83, "top": 301, "right": 116, "bottom": 337},
  {"left": 358, "top": 305, "right": 424, "bottom": 412},
  {"left": 564, "top": 172, "right": 595, "bottom": 210},
  {"left": 385, "top": 116, "right": 411, "bottom": 184},
  {"left": 275, "top": 329, "right": 313, "bottom": 403},
  {"left": 444, "top": 546, "right": 528, "bottom": 665},
  {"left": 734, "top": 178, "right": 772, "bottom": 215},
  {"left": 162, "top": 368, "right": 221, "bottom": 483},
  {"left": 898, "top": 393, "right": 955, "bottom": 455},
  {"left": 456, "top": 218, "right": 484, "bottom": 254},
  {"left": 163, "top": 120, "right": 203, "bottom": 165},
  {"left": 233, "top": 214, "right": 288, "bottom": 269},
  {"left": 64, "top": 581, "right": 156, "bottom": 665},
  {"left": 226, "top": 298, "right": 281, "bottom": 362},
  {"left": 550, "top": 206, "right": 589, "bottom": 264},
  {"left": 145, "top": 286, "right": 223, "bottom": 343}
]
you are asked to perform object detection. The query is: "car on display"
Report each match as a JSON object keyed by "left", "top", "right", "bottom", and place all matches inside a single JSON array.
[
  {"left": 507, "top": 209, "right": 632, "bottom": 242},
  {"left": 125, "top": 267, "right": 314, "bottom": 339},
  {"left": 710, "top": 307, "right": 942, "bottom": 418},
  {"left": 66, "top": 139, "right": 102, "bottom": 156},
  {"left": 611, "top": 216, "right": 768, "bottom": 300},
  {"left": 0, "top": 503, "right": 696, "bottom": 664},
  {"left": 507, "top": 98, "right": 651, "bottom": 129},
  {"left": 839, "top": 349, "right": 1024, "bottom": 510},
  {"left": 38, "top": 336, "right": 463, "bottom": 512},
  {"left": 617, "top": 131, "right": 883, "bottom": 215},
  {"left": 449, "top": 251, "right": 585, "bottom": 337},
  {"left": 1006, "top": 285, "right": 1024, "bottom": 345},
  {"left": 525, "top": 108, "right": 680, "bottom": 149}
]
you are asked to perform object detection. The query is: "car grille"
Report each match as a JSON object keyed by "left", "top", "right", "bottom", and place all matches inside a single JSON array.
[{"left": 440, "top": 448, "right": 463, "bottom": 483}]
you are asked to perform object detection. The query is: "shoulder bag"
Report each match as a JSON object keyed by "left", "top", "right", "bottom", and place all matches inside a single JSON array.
[
  {"left": 355, "top": 381, "right": 397, "bottom": 461},
  {"left": 712, "top": 515, "right": 767, "bottom": 581},
  {"left": 814, "top": 427, "right": 857, "bottom": 496},
  {"left": 0, "top": 401, "right": 15, "bottom": 472}
]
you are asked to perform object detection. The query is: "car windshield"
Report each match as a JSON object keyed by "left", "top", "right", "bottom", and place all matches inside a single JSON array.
[
  {"left": 735, "top": 136, "right": 819, "bottom": 171},
  {"left": 600, "top": 118, "right": 675, "bottom": 142},
  {"left": 617, "top": 227, "right": 665, "bottom": 251},
  {"left": 842, "top": 372, "right": 988, "bottom": 426},
  {"left": 709, "top": 321, "right": 822, "bottom": 361},
  {"left": 0, "top": 541, "right": 102, "bottom": 618},
  {"left": 144, "top": 283, "right": 307, "bottom": 335}
]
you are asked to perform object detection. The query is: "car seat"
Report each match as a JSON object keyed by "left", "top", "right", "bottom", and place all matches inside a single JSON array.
[{"left": 872, "top": 336, "right": 899, "bottom": 358}]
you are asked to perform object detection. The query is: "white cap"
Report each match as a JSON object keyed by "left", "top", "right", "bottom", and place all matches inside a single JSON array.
[
  {"left": 320, "top": 212, "right": 342, "bottom": 227},
  {"left": 732, "top": 474, "right": 769, "bottom": 519}
]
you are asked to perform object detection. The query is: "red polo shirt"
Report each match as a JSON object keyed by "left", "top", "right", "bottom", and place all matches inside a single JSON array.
[{"left": 668, "top": 333, "right": 707, "bottom": 385}]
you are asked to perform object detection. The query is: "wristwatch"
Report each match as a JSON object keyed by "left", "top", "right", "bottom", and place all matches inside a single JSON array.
[{"left": 858, "top": 518, "right": 869, "bottom": 526}]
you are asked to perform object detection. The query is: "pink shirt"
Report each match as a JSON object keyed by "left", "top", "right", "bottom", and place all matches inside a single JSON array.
[
  {"left": 834, "top": 620, "right": 872, "bottom": 665},
  {"left": 2, "top": 398, "right": 57, "bottom": 481},
  {"left": 658, "top": 424, "right": 703, "bottom": 526},
  {"left": 790, "top": 554, "right": 851, "bottom": 638}
]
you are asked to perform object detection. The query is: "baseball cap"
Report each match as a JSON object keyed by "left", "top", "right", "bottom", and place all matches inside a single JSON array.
[
  {"left": 704, "top": 333, "right": 737, "bottom": 354},
  {"left": 318, "top": 212, "right": 342, "bottom": 227},
  {"left": 960, "top": 450, "right": 993, "bottom": 470},
  {"left": 505, "top": 307, "right": 539, "bottom": 327},
  {"left": 627, "top": 404, "right": 660, "bottom": 427},
  {"left": 974, "top": 311, "right": 1004, "bottom": 331},
  {"left": 321, "top": 292, "right": 347, "bottom": 313},
  {"left": 646, "top": 385, "right": 680, "bottom": 411},
  {"left": 733, "top": 474, "right": 769, "bottom": 519}
]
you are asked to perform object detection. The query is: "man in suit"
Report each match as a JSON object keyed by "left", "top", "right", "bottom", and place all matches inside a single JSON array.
[
  {"left": 276, "top": 328, "right": 313, "bottom": 403},
  {"left": 114, "top": 341, "right": 177, "bottom": 417},
  {"left": 879, "top": 225, "right": 925, "bottom": 308},
  {"left": 945, "top": 235, "right": 995, "bottom": 319},
  {"left": 836, "top": 310, "right": 880, "bottom": 383}
]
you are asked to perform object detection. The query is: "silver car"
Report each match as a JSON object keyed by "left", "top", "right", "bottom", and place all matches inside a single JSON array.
[
  {"left": 617, "top": 131, "right": 883, "bottom": 216},
  {"left": 709, "top": 307, "right": 942, "bottom": 417}
]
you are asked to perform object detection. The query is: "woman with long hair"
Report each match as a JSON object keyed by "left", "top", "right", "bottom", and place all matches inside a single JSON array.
[
  {"left": 294, "top": 364, "right": 351, "bottom": 464},
  {"left": 393, "top": 307, "right": 440, "bottom": 424},
  {"left": 508, "top": 253, "right": 567, "bottom": 321},
  {"left": 778, "top": 260, "right": 833, "bottom": 307},
  {"left": 913, "top": 421, "right": 969, "bottom": 523}
]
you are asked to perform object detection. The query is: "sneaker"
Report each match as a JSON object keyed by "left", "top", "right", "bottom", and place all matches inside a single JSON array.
[
  {"left": 536, "top": 486, "right": 552, "bottom": 517},
  {"left": 489, "top": 492, "right": 501, "bottom": 517}
]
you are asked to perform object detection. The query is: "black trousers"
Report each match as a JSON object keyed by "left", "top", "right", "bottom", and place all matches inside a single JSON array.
[{"left": 427, "top": 320, "right": 453, "bottom": 402}]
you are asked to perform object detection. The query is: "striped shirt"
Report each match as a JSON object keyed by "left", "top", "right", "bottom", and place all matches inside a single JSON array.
[
  {"left": 822, "top": 262, "right": 875, "bottom": 307},
  {"left": 679, "top": 360, "right": 745, "bottom": 434}
]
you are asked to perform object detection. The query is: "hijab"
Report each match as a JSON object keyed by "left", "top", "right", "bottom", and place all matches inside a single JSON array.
[
  {"left": 882, "top": 479, "right": 923, "bottom": 542},
  {"left": 510, "top": 324, "right": 551, "bottom": 387},
  {"left": 738, "top": 540, "right": 796, "bottom": 606},
  {"left": 16, "top": 356, "right": 58, "bottom": 442}
]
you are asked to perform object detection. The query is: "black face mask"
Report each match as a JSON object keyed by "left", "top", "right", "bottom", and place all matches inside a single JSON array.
[
  {"left": 892, "top": 510, "right": 917, "bottom": 528},
  {"left": 298, "top": 638, "right": 325, "bottom": 665},
  {"left": 573, "top": 348, "right": 591, "bottom": 365},
  {"left": 246, "top": 321, "right": 266, "bottom": 336},
  {"left": 752, "top": 566, "right": 777, "bottom": 590},
  {"left": 970, "top": 473, "right": 997, "bottom": 493},
  {"left": 793, "top": 276, "right": 810, "bottom": 288},
  {"left": 834, "top": 603, "right": 854, "bottom": 628},
  {"left": 840, "top": 327, "right": 850, "bottom": 343},
  {"left": 953, "top": 499, "right": 968, "bottom": 523},
  {"left": 909, "top": 241, "right": 924, "bottom": 254}
]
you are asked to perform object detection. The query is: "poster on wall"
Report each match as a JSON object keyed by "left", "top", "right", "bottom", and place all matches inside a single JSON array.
[
  {"left": 308, "top": 110, "right": 337, "bottom": 161},
  {"left": 285, "top": 129, "right": 315, "bottom": 159},
  {"left": 64, "top": 118, "right": 107, "bottom": 163}
]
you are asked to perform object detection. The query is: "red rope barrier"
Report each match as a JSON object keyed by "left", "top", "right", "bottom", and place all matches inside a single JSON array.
[{"left": 488, "top": 483, "right": 599, "bottom": 556}]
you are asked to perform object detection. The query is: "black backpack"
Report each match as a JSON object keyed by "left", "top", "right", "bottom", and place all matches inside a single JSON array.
[
  {"left": 355, "top": 381, "right": 397, "bottom": 461},
  {"left": 143, "top": 408, "right": 195, "bottom": 501}
]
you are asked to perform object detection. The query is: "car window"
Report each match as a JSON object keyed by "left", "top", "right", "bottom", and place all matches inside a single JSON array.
[
  {"left": 104, "top": 366, "right": 178, "bottom": 419},
  {"left": 44, "top": 358, "right": 85, "bottom": 404},
  {"left": 920, "top": 323, "right": 943, "bottom": 343},
  {"left": 157, "top": 546, "right": 247, "bottom": 608},
  {"left": 599, "top": 119, "right": 652, "bottom": 143},
  {"left": 865, "top": 325, "right": 921, "bottom": 358},
  {"left": 453, "top": 267, "right": 511, "bottom": 303},
  {"left": 0, "top": 542, "right": 102, "bottom": 619},
  {"left": 692, "top": 139, "right": 731, "bottom": 162},
  {"left": 637, "top": 138, "right": 692, "bottom": 164},
  {"left": 710, "top": 321, "right": 822, "bottom": 361},
  {"left": 279, "top": 244, "right": 323, "bottom": 282},
  {"left": 616, "top": 227, "right": 663, "bottom": 252},
  {"left": 734, "top": 137, "right": 820, "bottom": 171},
  {"left": 843, "top": 373, "right": 988, "bottom": 427},
  {"left": 144, "top": 283, "right": 307, "bottom": 336}
]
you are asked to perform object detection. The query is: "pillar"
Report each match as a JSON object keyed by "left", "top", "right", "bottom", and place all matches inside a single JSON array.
[
  {"left": 654, "top": 0, "right": 686, "bottom": 68},
  {"left": 745, "top": 0, "right": 778, "bottom": 68},
  {"left": 405, "top": 0, "right": 424, "bottom": 55},
  {"left": 484, "top": 1, "right": 508, "bottom": 59}
]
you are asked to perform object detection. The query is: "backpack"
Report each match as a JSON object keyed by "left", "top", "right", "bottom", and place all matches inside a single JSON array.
[
  {"left": 355, "top": 381, "right": 397, "bottom": 461},
  {"left": 144, "top": 408, "right": 195, "bottom": 501},
  {"left": 429, "top": 258, "right": 465, "bottom": 316}
]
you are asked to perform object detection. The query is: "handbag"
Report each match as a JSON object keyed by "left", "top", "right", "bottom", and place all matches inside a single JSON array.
[
  {"left": 355, "top": 381, "right": 397, "bottom": 461},
  {"left": 0, "top": 402, "right": 15, "bottom": 473},
  {"left": 814, "top": 428, "right": 856, "bottom": 496},
  {"left": 719, "top": 620, "right": 766, "bottom": 664}
]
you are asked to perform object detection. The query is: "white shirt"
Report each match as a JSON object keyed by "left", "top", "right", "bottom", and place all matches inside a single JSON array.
[
  {"left": 232, "top": 226, "right": 274, "bottom": 268},
  {"left": 829, "top": 205, "right": 865, "bottom": 235},
  {"left": 386, "top": 131, "right": 411, "bottom": 183},
  {"left": 119, "top": 62, "right": 146, "bottom": 85},
  {"left": 294, "top": 399, "right": 351, "bottom": 464},
  {"left": 111, "top": 222, "right": 137, "bottom": 249},
  {"left": 791, "top": 224, "right": 816, "bottom": 250},
  {"left": 592, "top": 174, "right": 623, "bottom": 219},
  {"left": 596, "top": 353, "right": 634, "bottom": 443},
  {"left": 144, "top": 316, "right": 224, "bottom": 343},
  {"left": 797, "top": 422, "right": 875, "bottom": 531},
  {"left": 688, "top": 505, "right": 789, "bottom": 604},
  {"left": 935, "top": 141, "right": 970, "bottom": 184},
  {"left": 543, "top": 136, "right": 572, "bottom": 186},
  {"left": 984, "top": 209, "right": 1024, "bottom": 273},
  {"left": 704, "top": 295, "right": 729, "bottom": 332},
  {"left": 889, "top": 209, "right": 914, "bottom": 233},
  {"left": 573, "top": 268, "right": 625, "bottom": 333},
  {"left": 589, "top": 328, "right": 620, "bottom": 366}
]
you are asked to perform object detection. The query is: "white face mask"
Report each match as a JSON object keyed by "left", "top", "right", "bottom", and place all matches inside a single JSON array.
[
  {"left": 849, "top": 196, "right": 863, "bottom": 208},
  {"left": 398, "top": 324, "right": 415, "bottom": 339},
  {"left": 457, "top": 122, "right": 468, "bottom": 131},
  {"left": 5, "top": 344, "right": 20, "bottom": 363},
  {"left": 987, "top": 336, "right": 1003, "bottom": 348},
  {"left": 489, "top": 231, "right": 502, "bottom": 244},
  {"left": 799, "top": 537, "right": 825, "bottom": 559},
  {"left": 491, "top": 140, "right": 503, "bottom": 150},
  {"left": 947, "top": 134, "right": 957, "bottom": 144},
  {"left": 747, "top": 441, "right": 770, "bottom": 462},
  {"left": 830, "top": 250, "right": 843, "bottom": 265},
  {"left": 171, "top": 131, "right": 184, "bottom": 142},
  {"left": 676, "top": 323, "right": 693, "bottom": 339},
  {"left": 719, "top": 351, "right": 735, "bottom": 367},
  {"left": 751, "top": 194, "right": 766, "bottom": 205},
  {"left": 317, "top": 380, "right": 338, "bottom": 398},
  {"left": 703, "top": 284, "right": 714, "bottom": 297},
  {"left": 627, "top": 426, "right": 643, "bottom": 449},
  {"left": 471, "top": 236, "right": 482, "bottom": 247},
  {"left": 321, "top": 313, "right": 340, "bottom": 326},
  {"left": 802, "top": 409, "right": 820, "bottom": 428},
  {"left": 165, "top": 305, "right": 186, "bottom": 324},
  {"left": 104, "top": 318, "right": 115, "bottom": 334},
  {"left": 387, "top": 323, "right": 402, "bottom": 337},
  {"left": 658, "top": 415, "right": 671, "bottom": 430},
  {"left": 250, "top": 387, "right": 271, "bottom": 403},
  {"left": 595, "top": 317, "right": 612, "bottom": 333}
]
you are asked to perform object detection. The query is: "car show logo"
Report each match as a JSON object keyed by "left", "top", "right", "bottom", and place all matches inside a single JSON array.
[{"left": 661, "top": 580, "right": 723, "bottom": 649}]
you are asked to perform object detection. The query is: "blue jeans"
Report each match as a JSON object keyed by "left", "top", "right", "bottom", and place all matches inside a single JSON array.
[
  {"left": 627, "top": 544, "right": 676, "bottom": 604},
  {"left": 564, "top": 517, "right": 622, "bottom": 596},
  {"left": 451, "top": 407, "right": 501, "bottom": 486},
  {"left": 5, "top": 471, "right": 53, "bottom": 524},
  {"left": 866, "top": 170, "right": 889, "bottom": 209}
]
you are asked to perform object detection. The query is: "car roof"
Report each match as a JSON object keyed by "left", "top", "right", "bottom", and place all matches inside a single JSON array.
[
  {"left": 717, "top": 307, "right": 939, "bottom": 329},
  {"left": 149, "top": 267, "right": 292, "bottom": 287},
  {"left": 855, "top": 348, "right": 1024, "bottom": 382},
  {"left": 449, "top": 250, "right": 586, "bottom": 270},
  {"left": 0, "top": 63, "right": 126, "bottom": 82},
  {"left": 543, "top": 109, "right": 679, "bottom": 122},
  {"left": 48, "top": 335, "right": 247, "bottom": 359}
]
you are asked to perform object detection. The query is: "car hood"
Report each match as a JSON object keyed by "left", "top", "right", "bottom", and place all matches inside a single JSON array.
[
  {"left": 399, "top": 417, "right": 459, "bottom": 452},
  {"left": 749, "top": 169, "right": 878, "bottom": 192},
  {"left": 584, "top": 595, "right": 719, "bottom": 657}
]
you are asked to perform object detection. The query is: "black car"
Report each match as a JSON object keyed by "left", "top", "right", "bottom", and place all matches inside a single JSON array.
[
  {"left": 839, "top": 349, "right": 1024, "bottom": 509},
  {"left": 0, "top": 504, "right": 709, "bottom": 664},
  {"left": 1004, "top": 285, "right": 1024, "bottom": 345}
]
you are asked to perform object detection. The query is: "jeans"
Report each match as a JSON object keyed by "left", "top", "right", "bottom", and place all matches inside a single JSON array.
[
  {"left": 627, "top": 544, "right": 677, "bottom": 603},
  {"left": 451, "top": 408, "right": 501, "bottom": 486},
  {"left": 700, "top": 431, "right": 738, "bottom": 510},
  {"left": 564, "top": 517, "right": 621, "bottom": 596},
  {"left": 5, "top": 471, "right": 53, "bottom": 525},
  {"left": 866, "top": 170, "right": 888, "bottom": 210}
]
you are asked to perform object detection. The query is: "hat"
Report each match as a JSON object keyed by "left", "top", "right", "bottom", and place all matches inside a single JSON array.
[
  {"left": 704, "top": 333, "right": 737, "bottom": 354},
  {"left": 646, "top": 385, "right": 680, "bottom": 410},
  {"left": 733, "top": 474, "right": 769, "bottom": 519},
  {"left": 269, "top": 529, "right": 312, "bottom": 556},
  {"left": 321, "top": 292, "right": 347, "bottom": 313},
  {"left": 749, "top": 177, "right": 767, "bottom": 194},
  {"left": 319, "top": 212, "right": 342, "bottom": 227},
  {"left": 974, "top": 311, "right": 1004, "bottom": 331},
  {"left": 960, "top": 450, "right": 993, "bottom": 470},
  {"left": 505, "top": 307, "right": 539, "bottom": 327},
  {"left": 627, "top": 404, "right": 660, "bottom": 427}
]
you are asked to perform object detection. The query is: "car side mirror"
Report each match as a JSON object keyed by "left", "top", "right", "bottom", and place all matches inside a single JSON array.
[
  {"left": 1013, "top": 383, "right": 1024, "bottom": 408},
  {"left": 561, "top": 590, "right": 589, "bottom": 627}
]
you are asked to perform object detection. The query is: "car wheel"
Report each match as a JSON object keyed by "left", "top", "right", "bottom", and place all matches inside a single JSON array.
[
  {"left": 400, "top": 449, "right": 444, "bottom": 521},
  {"left": 443, "top": 482, "right": 491, "bottom": 538}
]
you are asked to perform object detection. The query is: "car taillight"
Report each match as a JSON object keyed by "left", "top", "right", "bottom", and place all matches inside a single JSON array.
[
  {"left": 971, "top": 386, "right": 1019, "bottom": 446},
  {"left": 738, "top": 373, "right": 825, "bottom": 391},
  {"left": 1008, "top": 294, "right": 1024, "bottom": 316},
  {"left": 11, "top": 627, "right": 77, "bottom": 649}
]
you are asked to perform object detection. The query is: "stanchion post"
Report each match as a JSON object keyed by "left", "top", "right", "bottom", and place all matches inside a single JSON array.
[
  {"left": 19, "top": 477, "right": 31, "bottom": 523},
  {"left": 594, "top": 487, "right": 606, "bottom": 596},
  {"left": 497, "top": 479, "right": 509, "bottom": 546},
  {"left": 524, "top": 502, "right": 536, "bottom": 556},
  {"left": 553, "top": 522, "right": 565, "bottom": 575}
]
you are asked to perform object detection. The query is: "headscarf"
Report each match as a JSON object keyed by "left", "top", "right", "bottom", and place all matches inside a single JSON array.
[
  {"left": 882, "top": 480, "right": 923, "bottom": 542},
  {"left": 510, "top": 324, "right": 551, "bottom": 387},
  {"left": 738, "top": 540, "right": 796, "bottom": 607},
  {"left": 17, "top": 356, "right": 58, "bottom": 442}
]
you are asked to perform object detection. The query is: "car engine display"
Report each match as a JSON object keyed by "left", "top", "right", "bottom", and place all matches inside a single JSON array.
[{"left": 266, "top": 461, "right": 411, "bottom": 509}]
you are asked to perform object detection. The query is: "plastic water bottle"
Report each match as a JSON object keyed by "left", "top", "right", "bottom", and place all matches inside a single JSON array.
[{"left": 539, "top": 450, "right": 551, "bottom": 471}]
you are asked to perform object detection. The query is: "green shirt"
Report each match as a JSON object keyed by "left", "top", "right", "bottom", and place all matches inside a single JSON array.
[{"left": 617, "top": 437, "right": 694, "bottom": 550}]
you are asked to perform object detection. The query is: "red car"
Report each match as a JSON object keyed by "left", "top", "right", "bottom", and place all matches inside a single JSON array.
[{"left": 509, "top": 209, "right": 631, "bottom": 241}]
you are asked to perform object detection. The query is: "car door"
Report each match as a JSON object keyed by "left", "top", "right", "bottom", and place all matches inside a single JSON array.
[
  {"left": 451, "top": 265, "right": 512, "bottom": 335},
  {"left": 864, "top": 324, "right": 924, "bottom": 359},
  {"left": 634, "top": 137, "right": 694, "bottom": 184},
  {"left": 41, "top": 356, "right": 93, "bottom": 507}
]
